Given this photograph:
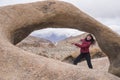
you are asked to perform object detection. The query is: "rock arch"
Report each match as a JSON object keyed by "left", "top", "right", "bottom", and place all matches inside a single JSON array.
[{"left": 0, "top": 0, "right": 120, "bottom": 79}]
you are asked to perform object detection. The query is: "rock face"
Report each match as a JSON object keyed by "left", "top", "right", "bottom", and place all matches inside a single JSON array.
[
  {"left": 0, "top": 0, "right": 120, "bottom": 79},
  {"left": 78, "top": 57, "right": 109, "bottom": 72}
]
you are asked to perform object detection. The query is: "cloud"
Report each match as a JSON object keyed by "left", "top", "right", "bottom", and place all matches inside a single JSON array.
[
  {"left": 109, "top": 25, "right": 120, "bottom": 34},
  {"left": 62, "top": 0, "right": 120, "bottom": 34},
  {"left": 30, "top": 28, "right": 84, "bottom": 37},
  {"left": 0, "top": 0, "right": 41, "bottom": 6},
  {"left": 62, "top": 0, "right": 120, "bottom": 18},
  {"left": 95, "top": 17, "right": 120, "bottom": 34}
]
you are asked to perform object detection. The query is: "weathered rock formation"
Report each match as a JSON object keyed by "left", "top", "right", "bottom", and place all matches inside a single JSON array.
[
  {"left": 78, "top": 57, "right": 109, "bottom": 72},
  {"left": 0, "top": 0, "right": 120, "bottom": 79}
]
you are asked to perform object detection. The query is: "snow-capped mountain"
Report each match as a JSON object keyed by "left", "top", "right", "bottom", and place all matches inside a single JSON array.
[{"left": 30, "top": 28, "right": 84, "bottom": 42}]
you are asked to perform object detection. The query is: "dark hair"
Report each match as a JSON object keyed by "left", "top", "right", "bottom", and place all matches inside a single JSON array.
[{"left": 85, "top": 34, "right": 95, "bottom": 44}]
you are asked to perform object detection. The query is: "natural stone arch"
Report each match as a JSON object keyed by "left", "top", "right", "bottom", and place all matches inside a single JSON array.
[{"left": 0, "top": 0, "right": 120, "bottom": 79}]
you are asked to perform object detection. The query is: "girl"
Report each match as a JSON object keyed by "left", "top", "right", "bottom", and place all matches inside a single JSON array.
[{"left": 72, "top": 34, "right": 95, "bottom": 69}]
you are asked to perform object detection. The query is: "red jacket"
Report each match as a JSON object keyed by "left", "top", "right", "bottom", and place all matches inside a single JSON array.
[{"left": 74, "top": 39, "right": 91, "bottom": 53}]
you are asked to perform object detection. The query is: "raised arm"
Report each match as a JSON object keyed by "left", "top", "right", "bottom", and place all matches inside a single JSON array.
[{"left": 73, "top": 42, "right": 91, "bottom": 48}]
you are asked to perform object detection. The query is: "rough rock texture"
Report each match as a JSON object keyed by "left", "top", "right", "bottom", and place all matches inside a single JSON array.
[
  {"left": 0, "top": 0, "right": 120, "bottom": 79},
  {"left": 78, "top": 57, "right": 109, "bottom": 72}
]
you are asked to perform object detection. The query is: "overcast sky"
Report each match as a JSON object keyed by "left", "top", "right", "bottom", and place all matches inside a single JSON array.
[{"left": 0, "top": 0, "right": 120, "bottom": 37}]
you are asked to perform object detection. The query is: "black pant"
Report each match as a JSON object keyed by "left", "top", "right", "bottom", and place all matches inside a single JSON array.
[{"left": 73, "top": 53, "right": 93, "bottom": 69}]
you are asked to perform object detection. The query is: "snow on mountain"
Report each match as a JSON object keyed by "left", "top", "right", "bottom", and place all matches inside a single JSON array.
[{"left": 30, "top": 28, "right": 84, "bottom": 42}]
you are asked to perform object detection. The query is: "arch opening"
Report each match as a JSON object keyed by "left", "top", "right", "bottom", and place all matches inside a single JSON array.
[{"left": 16, "top": 27, "right": 106, "bottom": 66}]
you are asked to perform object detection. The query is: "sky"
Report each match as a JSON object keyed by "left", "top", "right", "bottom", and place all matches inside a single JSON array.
[{"left": 0, "top": 0, "right": 120, "bottom": 41}]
